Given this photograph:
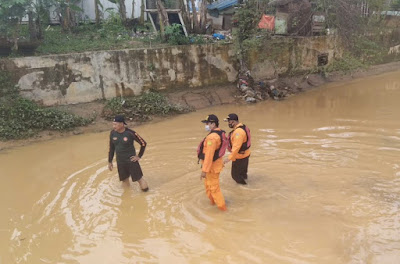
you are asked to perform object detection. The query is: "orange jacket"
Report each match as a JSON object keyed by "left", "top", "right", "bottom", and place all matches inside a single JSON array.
[
  {"left": 228, "top": 123, "right": 251, "bottom": 161},
  {"left": 201, "top": 128, "right": 224, "bottom": 173}
]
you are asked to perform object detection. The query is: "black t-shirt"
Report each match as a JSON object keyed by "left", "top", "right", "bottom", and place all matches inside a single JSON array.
[{"left": 108, "top": 128, "right": 147, "bottom": 164}]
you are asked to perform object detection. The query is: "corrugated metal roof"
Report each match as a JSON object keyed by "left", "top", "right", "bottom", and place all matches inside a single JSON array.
[{"left": 207, "top": 0, "right": 238, "bottom": 11}]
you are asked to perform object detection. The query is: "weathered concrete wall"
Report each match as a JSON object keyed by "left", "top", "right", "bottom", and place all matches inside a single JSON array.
[
  {"left": 0, "top": 36, "right": 342, "bottom": 106},
  {"left": 249, "top": 35, "right": 342, "bottom": 80},
  {"left": 0, "top": 44, "right": 238, "bottom": 106}
]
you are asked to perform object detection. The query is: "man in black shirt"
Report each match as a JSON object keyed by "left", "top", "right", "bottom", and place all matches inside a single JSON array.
[{"left": 108, "top": 115, "right": 149, "bottom": 191}]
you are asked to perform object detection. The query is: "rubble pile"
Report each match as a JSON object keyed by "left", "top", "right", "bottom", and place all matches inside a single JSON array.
[{"left": 237, "top": 71, "right": 326, "bottom": 103}]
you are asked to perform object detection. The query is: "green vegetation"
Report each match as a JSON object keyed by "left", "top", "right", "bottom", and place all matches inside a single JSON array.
[
  {"left": 392, "top": 0, "right": 400, "bottom": 10},
  {"left": 35, "top": 23, "right": 158, "bottom": 55},
  {"left": 36, "top": 21, "right": 214, "bottom": 55},
  {"left": 0, "top": 0, "right": 214, "bottom": 56},
  {"left": 0, "top": 72, "right": 92, "bottom": 140},
  {"left": 102, "top": 91, "right": 192, "bottom": 121},
  {"left": 232, "top": 0, "right": 399, "bottom": 75},
  {"left": 164, "top": 24, "right": 189, "bottom": 45},
  {"left": 32, "top": 10, "right": 160, "bottom": 55},
  {"left": 232, "top": 0, "right": 261, "bottom": 65},
  {"left": 325, "top": 54, "right": 367, "bottom": 73}
]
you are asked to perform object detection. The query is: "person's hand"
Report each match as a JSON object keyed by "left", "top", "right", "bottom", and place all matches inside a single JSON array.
[
  {"left": 200, "top": 171, "right": 206, "bottom": 180},
  {"left": 224, "top": 158, "right": 230, "bottom": 164},
  {"left": 130, "top": 156, "right": 141, "bottom": 162},
  {"left": 108, "top": 162, "right": 113, "bottom": 171}
]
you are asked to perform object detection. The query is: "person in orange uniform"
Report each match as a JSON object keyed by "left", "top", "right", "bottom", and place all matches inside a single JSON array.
[
  {"left": 198, "top": 114, "right": 227, "bottom": 211},
  {"left": 224, "top": 113, "right": 251, "bottom": 185}
]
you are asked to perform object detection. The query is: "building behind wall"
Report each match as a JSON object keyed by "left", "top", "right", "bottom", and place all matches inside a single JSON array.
[
  {"left": 207, "top": 0, "right": 238, "bottom": 30},
  {"left": 23, "top": 0, "right": 146, "bottom": 24},
  {"left": 269, "top": 0, "right": 312, "bottom": 36}
]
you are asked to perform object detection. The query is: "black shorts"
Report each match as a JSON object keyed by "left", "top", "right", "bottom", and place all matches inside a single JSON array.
[{"left": 117, "top": 161, "right": 143, "bottom": 182}]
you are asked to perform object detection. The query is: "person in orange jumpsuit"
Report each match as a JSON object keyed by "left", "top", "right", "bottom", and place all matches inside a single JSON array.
[
  {"left": 198, "top": 114, "right": 227, "bottom": 211},
  {"left": 224, "top": 113, "right": 251, "bottom": 185}
]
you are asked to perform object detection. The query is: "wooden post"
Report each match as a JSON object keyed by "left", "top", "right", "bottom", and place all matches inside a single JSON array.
[
  {"left": 148, "top": 12, "right": 157, "bottom": 32},
  {"left": 178, "top": 12, "right": 188, "bottom": 37}
]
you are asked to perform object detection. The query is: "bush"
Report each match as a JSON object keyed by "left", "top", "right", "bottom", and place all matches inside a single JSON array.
[
  {"left": 103, "top": 11, "right": 126, "bottom": 33},
  {"left": 0, "top": 72, "right": 92, "bottom": 140},
  {"left": 325, "top": 53, "right": 367, "bottom": 73},
  {"left": 164, "top": 24, "right": 189, "bottom": 45},
  {"left": 189, "top": 35, "right": 208, "bottom": 45},
  {"left": 102, "top": 91, "right": 192, "bottom": 121},
  {"left": 353, "top": 37, "right": 387, "bottom": 65},
  {"left": 0, "top": 72, "right": 18, "bottom": 99}
]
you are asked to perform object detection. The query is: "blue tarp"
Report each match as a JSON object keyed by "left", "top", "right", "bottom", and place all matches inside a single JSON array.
[{"left": 207, "top": 0, "right": 238, "bottom": 11}]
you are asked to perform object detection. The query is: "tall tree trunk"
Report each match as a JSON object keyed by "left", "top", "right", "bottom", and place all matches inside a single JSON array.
[
  {"left": 61, "top": 0, "right": 77, "bottom": 33},
  {"left": 35, "top": 0, "right": 44, "bottom": 39},
  {"left": 61, "top": 0, "right": 72, "bottom": 32},
  {"left": 119, "top": 0, "right": 127, "bottom": 24},
  {"left": 28, "top": 11, "right": 38, "bottom": 40},
  {"left": 186, "top": 0, "right": 193, "bottom": 32},
  {"left": 63, "top": 7, "right": 71, "bottom": 32},
  {"left": 132, "top": 0, "right": 136, "bottom": 18},
  {"left": 140, "top": 0, "right": 145, "bottom": 24},
  {"left": 156, "top": 0, "right": 170, "bottom": 40},
  {"left": 12, "top": 19, "right": 21, "bottom": 51},
  {"left": 199, "top": 0, "right": 207, "bottom": 33},
  {"left": 94, "top": 0, "right": 101, "bottom": 25},
  {"left": 190, "top": 0, "right": 200, "bottom": 33},
  {"left": 179, "top": 0, "right": 192, "bottom": 33},
  {"left": 36, "top": 16, "right": 43, "bottom": 40}
]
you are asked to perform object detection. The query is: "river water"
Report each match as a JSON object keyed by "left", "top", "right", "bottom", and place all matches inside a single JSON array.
[{"left": 1, "top": 71, "right": 399, "bottom": 264}]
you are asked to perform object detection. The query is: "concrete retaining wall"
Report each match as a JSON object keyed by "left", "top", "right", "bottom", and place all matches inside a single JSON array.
[
  {"left": 249, "top": 36, "right": 342, "bottom": 80},
  {"left": 0, "top": 36, "right": 342, "bottom": 106}
]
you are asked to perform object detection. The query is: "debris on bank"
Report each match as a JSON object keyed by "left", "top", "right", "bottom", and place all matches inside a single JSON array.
[{"left": 236, "top": 69, "right": 329, "bottom": 103}]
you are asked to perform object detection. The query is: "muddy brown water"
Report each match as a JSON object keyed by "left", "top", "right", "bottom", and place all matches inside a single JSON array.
[{"left": 1, "top": 71, "right": 400, "bottom": 264}]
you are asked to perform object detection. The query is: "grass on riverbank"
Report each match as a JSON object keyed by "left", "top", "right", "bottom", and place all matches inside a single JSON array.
[
  {"left": 11, "top": 15, "right": 215, "bottom": 56},
  {"left": 0, "top": 72, "right": 193, "bottom": 140},
  {"left": 0, "top": 72, "right": 93, "bottom": 140},
  {"left": 35, "top": 22, "right": 163, "bottom": 56}
]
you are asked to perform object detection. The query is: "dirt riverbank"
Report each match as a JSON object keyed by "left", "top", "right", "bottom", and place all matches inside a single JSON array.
[{"left": 1, "top": 61, "right": 399, "bottom": 151}]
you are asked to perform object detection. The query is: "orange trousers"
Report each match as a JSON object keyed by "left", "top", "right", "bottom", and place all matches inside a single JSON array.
[{"left": 203, "top": 172, "right": 227, "bottom": 211}]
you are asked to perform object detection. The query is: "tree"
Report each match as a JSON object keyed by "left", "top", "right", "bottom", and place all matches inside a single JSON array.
[
  {"left": 32, "top": 0, "right": 53, "bottom": 40},
  {"left": 156, "top": 0, "right": 170, "bottom": 39},
  {"left": 190, "top": 0, "right": 200, "bottom": 33},
  {"left": 179, "top": 0, "right": 191, "bottom": 33},
  {"left": 28, "top": 9, "right": 38, "bottom": 40},
  {"left": 392, "top": 0, "right": 400, "bottom": 10},
  {"left": 51, "top": 0, "right": 82, "bottom": 32},
  {"left": 94, "top": 0, "right": 102, "bottom": 25},
  {"left": 119, "top": 0, "right": 127, "bottom": 22},
  {"left": 0, "top": 0, "right": 30, "bottom": 50},
  {"left": 107, "top": 0, "right": 127, "bottom": 24},
  {"left": 131, "top": 0, "right": 135, "bottom": 18},
  {"left": 199, "top": 0, "right": 207, "bottom": 33},
  {"left": 140, "top": 0, "right": 145, "bottom": 24}
]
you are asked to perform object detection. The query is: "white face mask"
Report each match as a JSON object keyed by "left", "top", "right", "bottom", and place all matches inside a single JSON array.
[{"left": 205, "top": 125, "right": 211, "bottom": 131}]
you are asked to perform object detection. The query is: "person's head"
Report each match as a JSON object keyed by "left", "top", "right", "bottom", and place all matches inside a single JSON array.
[
  {"left": 224, "top": 113, "right": 239, "bottom": 128},
  {"left": 112, "top": 115, "right": 127, "bottom": 132},
  {"left": 201, "top": 114, "right": 219, "bottom": 131}
]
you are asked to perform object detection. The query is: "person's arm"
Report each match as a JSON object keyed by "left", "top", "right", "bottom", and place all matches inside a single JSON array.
[
  {"left": 134, "top": 132, "right": 147, "bottom": 158},
  {"left": 228, "top": 130, "right": 246, "bottom": 162},
  {"left": 108, "top": 132, "right": 115, "bottom": 170},
  {"left": 202, "top": 137, "right": 217, "bottom": 173}
]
